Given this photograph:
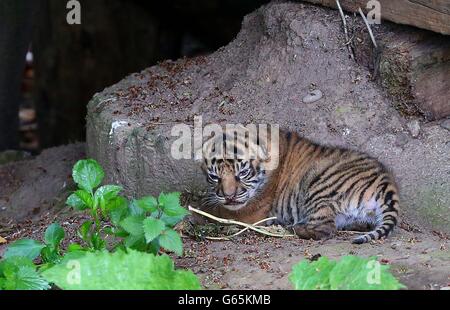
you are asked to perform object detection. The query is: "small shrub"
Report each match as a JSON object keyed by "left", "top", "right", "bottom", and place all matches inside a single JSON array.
[
  {"left": 289, "top": 255, "right": 406, "bottom": 290},
  {"left": 0, "top": 257, "right": 49, "bottom": 290},
  {"left": 42, "top": 249, "right": 201, "bottom": 290},
  {"left": 0, "top": 159, "right": 200, "bottom": 290},
  {"left": 5, "top": 223, "right": 65, "bottom": 264},
  {"left": 115, "top": 192, "right": 188, "bottom": 256}
]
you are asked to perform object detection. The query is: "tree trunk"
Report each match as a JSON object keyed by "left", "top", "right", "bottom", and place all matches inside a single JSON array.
[
  {"left": 0, "top": 0, "right": 39, "bottom": 151},
  {"left": 33, "top": 0, "right": 163, "bottom": 148}
]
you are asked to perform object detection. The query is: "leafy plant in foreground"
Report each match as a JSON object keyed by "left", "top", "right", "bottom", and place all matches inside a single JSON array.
[
  {"left": 289, "top": 255, "right": 406, "bottom": 290},
  {"left": 67, "top": 159, "right": 189, "bottom": 255},
  {"left": 4, "top": 223, "right": 65, "bottom": 264},
  {"left": 0, "top": 159, "right": 199, "bottom": 290},
  {"left": 114, "top": 192, "right": 189, "bottom": 256},
  {"left": 66, "top": 159, "right": 124, "bottom": 250},
  {"left": 42, "top": 249, "right": 201, "bottom": 290},
  {"left": 0, "top": 257, "right": 49, "bottom": 290}
]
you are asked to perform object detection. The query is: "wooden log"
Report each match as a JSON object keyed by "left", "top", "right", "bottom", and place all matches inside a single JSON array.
[
  {"left": 302, "top": 0, "right": 450, "bottom": 35},
  {"left": 351, "top": 20, "right": 450, "bottom": 120}
]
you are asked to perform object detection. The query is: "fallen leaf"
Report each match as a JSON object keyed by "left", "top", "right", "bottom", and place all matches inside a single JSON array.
[{"left": 0, "top": 236, "right": 7, "bottom": 244}]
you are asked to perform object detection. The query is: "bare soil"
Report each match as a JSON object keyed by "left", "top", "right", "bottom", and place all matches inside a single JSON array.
[{"left": 0, "top": 144, "right": 448, "bottom": 290}]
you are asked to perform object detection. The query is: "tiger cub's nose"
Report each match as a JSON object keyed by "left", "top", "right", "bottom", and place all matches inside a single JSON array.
[
  {"left": 222, "top": 186, "right": 237, "bottom": 200},
  {"left": 224, "top": 192, "right": 236, "bottom": 200}
]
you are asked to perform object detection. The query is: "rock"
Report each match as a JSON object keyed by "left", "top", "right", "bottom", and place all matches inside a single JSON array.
[
  {"left": 302, "top": 89, "right": 323, "bottom": 104},
  {"left": 86, "top": 2, "right": 450, "bottom": 234},
  {"left": 440, "top": 119, "right": 450, "bottom": 131},
  {"left": 406, "top": 120, "right": 421, "bottom": 138},
  {"left": 394, "top": 133, "right": 409, "bottom": 148}
]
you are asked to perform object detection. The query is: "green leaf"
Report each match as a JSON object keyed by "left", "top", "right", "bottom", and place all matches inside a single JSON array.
[
  {"left": 119, "top": 215, "right": 145, "bottom": 236},
  {"left": 128, "top": 200, "right": 145, "bottom": 216},
  {"left": 91, "top": 233, "right": 106, "bottom": 250},
  {"left": 70, "top": 190, "right": 94, "bottom": 210},
  {"left": 67, "top": 243, "right": 84, "bottom": 253},
  {"left": 289, "top": 255, "right": 405, "bottom": 290},
  {"left": 42, "top": 250, "right": 201, "bottom": 290},
  {"left": 44, "top": 223, "right": 65, "bottom": 249},
  {"left": 66, "top": 192, "right": 88, "bottom": 211},
  {"left": 159, "top": 229, "right": 183, "bottom": 256},
  {"left": 143, "top": 218, "right": 166, "bottom": 243},
  {"left": 41, "top": 246, "right": 61, "bottom": 264},
  {"left": 0, "top": 258, "right": 50, "bottom": 290},
  {"left": 78, "top": 221, "right": 93, "bottom": 242},
  {"left": 159, "top": 214, "right": 185, "bottom": 227},
  {"left": 329, "top": 256, "right": 406, "bottom": 290},
  {"left": 94, "top": 185, "right": 122, "bottom": 201},
  {"left": 72, "top": 159, "right": 105, "bottom": 193},
  {"left": 135, "top": 196, "right": 158, "bottom": 213},
  {"left": 158, "top": 192, "right": 189, "bottom": 217},
  {"left": 289, "top": 257, "right": 336, "bottom": 290},
  {"left": 94, "top": 185, "right": 123, "bottom": 212},
  {"left": 124, "top": 235, "right": 146, "bottom": 250},
  {"left": 147, "top": 239, "right": 161, "bottom": 255},
  {"left": 105, "top": 196, "right": 129, "bottom": 224},
  {"left": 111, "top": 227, "right": 129, "bottom": 238},
  {"left": 4, "top": 239, "right": 45, "bottom": 260}
]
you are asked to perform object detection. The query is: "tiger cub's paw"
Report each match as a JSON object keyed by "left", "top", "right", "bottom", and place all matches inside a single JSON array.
[{"left": 292, "top": 223, "right": 336, "bottom": 240}]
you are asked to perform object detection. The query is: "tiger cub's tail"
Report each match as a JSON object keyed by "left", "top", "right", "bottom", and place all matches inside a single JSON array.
[{"left": 352, "top": 186, "right": 400, "bottom": 244}]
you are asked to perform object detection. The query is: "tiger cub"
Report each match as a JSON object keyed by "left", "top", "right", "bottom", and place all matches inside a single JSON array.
[{"left": 201, "top": 128, "right": 400, "bottom": 244}]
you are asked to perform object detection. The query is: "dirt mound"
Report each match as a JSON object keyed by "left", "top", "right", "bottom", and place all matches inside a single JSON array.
[
  {"left": 0, "top": 143, "right": 85, "bottom": 223},
  {"left": 86, "top": 2, "right": 449, "bottom": 233}
]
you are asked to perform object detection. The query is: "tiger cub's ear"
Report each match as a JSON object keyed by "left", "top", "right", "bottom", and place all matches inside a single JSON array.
[{"left": 256, "top": 125, "right": 280, "bottom": 171}]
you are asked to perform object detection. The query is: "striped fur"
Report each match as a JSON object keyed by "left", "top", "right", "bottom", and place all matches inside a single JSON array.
[{"left": 201, "top": 129, "right": 400, "bottom": 244}]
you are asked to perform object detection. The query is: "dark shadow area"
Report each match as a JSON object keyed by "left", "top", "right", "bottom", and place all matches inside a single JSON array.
[{"left": 1, "top": 0, "right": 269, "bottom": 152}]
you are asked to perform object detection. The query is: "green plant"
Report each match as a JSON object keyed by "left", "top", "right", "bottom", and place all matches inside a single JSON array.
[
  {"left": 4, "top": 223, "right": 65, "bottom": 264},
  {"left": 114, "top": 192, "right": 189, "bottom": 256},
  {"left": 289, "top": 255, "right": 406, "bottom": 290},
  {"left": 0, "top": 159, "right": 199, "bottom": 290},
  {"left": 42, "top": 249, "right": 201, "bottom": 290},
  {"left": 66, "top": 159, "right": 189, "bottom": 255},
  {"left": 66, "top": 159, "right": 124, "bottom": 250},
  {"left": 0, "top": 257, "right": 49, "bottom": 290}
]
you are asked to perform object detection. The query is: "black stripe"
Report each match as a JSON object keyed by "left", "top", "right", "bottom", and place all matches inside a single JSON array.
[
  {"left": 355, "top": 173, "right": 380, "bottom": 207},
  {"left": 305, "top": 167, "right": 371, "bottom": 206},
  {"left": 383, "top": 215, "right": 398, "bottom": 225},
  {"left": 375, "top": 183, "right": 389, "bottom": 201},
  {"left": 384, "top": 190, "right": 394, "bottom": 203},
  {"left": 344, "top": 171, "right": 378, "bottom": 198},
  {"left": 308, "top": 158, "right": 373, "bottom": 194},
  {"left": 308, "top": 156, "right": 368, "bottom": 189},
  {"left": 304, "top": 200, "right": 337, "bottom": 217},
  {"left": 286, "top": 132, "right": 292, "bottom": 141}
]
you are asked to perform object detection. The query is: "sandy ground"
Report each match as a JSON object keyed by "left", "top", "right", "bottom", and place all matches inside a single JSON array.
[
  {"left": 1, "top": 208, "right": 449, "bottom": 290},
  {"left": 0, "top": 144, "right": 448, "bottom": 290}
]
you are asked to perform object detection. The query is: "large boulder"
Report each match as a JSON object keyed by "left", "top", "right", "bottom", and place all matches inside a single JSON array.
[{"left": 87, "top": 2, "right": 449, "bottom": 233}]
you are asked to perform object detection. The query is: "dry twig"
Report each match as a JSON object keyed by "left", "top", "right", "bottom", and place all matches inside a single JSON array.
[
  {"left": 188, "top": 206, "right": 295, "bottom": 239},
  {"left": 336, "top": 0, "right": 355, "bottom": 60},
  {"left": 358, "top": 7, "right": 377, "bottom": 48}
]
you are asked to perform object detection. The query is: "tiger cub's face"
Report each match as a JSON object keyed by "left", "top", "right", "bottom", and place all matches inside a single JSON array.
[{"left": 203, "top": 158, "right": 266, "bottom": 211}]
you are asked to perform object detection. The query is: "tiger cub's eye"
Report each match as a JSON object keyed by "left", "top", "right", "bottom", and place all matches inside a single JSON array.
[
  {"left": 209, "top": 174, "right": 220, "bottom": 182},
  {"left": 239, "top": 169, "right": 251, "bottom": 177}
]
